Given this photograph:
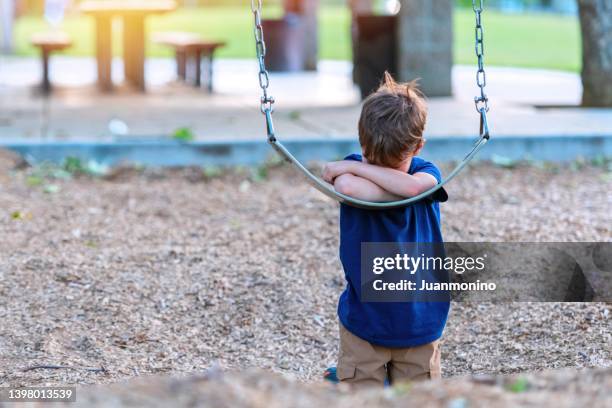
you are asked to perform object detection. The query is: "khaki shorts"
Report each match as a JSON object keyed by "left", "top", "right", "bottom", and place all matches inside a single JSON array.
[{"left": 337, "top": 323, "right": 441, "bottom": 388}]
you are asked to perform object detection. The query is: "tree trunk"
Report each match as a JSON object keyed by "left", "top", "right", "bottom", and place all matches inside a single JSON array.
[
  {"left": 396, "top": 0, "right": 453, "bottom": 97},
  {"left": 0, "top": 0, "right": 15, "bottom": 53},
  {"left": 348, "top": 0, "right": 373, "bottom": 16},
  {"left": 283, "top": 0, "right": 318, "bottom": 71},
  {"left": 348, "top": 0, "right": 374, "bottom": 84},
  {"left": 578, "top": 0, "right": 612, "bottom": 106}
]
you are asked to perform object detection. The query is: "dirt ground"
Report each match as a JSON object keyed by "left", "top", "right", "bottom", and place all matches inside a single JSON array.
[
  {"left": 61, "top": 367, "right": 612, "bottom": 408},
  {"left": 0, "top": 157, "right": 610, "bottom": 389}
]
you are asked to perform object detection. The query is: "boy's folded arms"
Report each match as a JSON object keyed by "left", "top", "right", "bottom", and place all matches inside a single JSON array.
[
  {"left": 332, "top": 173, "right": 401, "bottom": 202},
  {"left": 323, "top": 159, "right": 438, "bottom": 202}
]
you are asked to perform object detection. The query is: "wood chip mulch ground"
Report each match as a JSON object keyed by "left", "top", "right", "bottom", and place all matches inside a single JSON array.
[{"left": 0, "top": 157, "right": 610, "bottom": 391}]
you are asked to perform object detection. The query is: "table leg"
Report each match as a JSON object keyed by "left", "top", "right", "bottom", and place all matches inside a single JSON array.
[
  {"left": 206, "top": 53, "right": 213, "bottom": 93},
  {"left": 123, "top": 14, "right": 146, "bottom": 91},
  {"left": 176, "top": 49, "right": 186, "bottom": 81},
  {"left": 194, "top": 49, "right": 201, "bottom": 88},
  {"left": 41, "top": 48, "right": 51, "bottom": 94},
  {"left": 95, "top": 15, "right": 113, "bottom": 92}
]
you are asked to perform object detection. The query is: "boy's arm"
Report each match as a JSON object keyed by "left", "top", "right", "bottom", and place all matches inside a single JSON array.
[
  {"left": 333, "top": 174, "right": 403, "bottom": 202},
  {"left": 323, "top": 161, "right": 438, "bottom": 198}
]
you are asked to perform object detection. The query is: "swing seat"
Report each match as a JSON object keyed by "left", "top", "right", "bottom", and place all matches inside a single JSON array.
[{"left": 267, "top": 122, "right": 487, "bottom": 210}]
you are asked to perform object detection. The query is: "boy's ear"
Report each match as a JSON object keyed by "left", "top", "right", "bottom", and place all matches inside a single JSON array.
[{"left": 413, "top": 139, "right": 426, "bottom": 155}]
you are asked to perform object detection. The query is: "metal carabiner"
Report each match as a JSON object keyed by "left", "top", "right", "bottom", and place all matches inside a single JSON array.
[
  {"left": 479, "top": 108, "right": 490, "bottom": 140},
  {"left": 264, "top": 108, "right": 276, "bottom": 142}
]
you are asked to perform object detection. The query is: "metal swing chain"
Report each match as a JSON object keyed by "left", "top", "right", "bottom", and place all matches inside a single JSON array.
[
  {"left": 473, "top": 0, "right": 490, "bottom": 114},
  {"left": 251, "top": 0, "right": 276, "bottom": 141},
  {"left": 248, "top": 1, "right": 491, "bottom": 209},
  {"left": 252, "top": 0, "right": 489, "bottom": 140}
]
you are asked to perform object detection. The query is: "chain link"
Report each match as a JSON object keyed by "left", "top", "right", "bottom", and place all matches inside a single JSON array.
[
  {"left": 473, "top": 0, "right": 489, "bottom": 112},
  {"left": 251, "top": 0, "right": 275, "bottom": 127},
  {"left": 252, "top": 0, "right": 488, "bottom": 137}
]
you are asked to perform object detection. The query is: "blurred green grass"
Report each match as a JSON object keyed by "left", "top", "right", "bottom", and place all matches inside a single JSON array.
[{"left": 13, "top": 6, "right": 581, "bottom": 72}]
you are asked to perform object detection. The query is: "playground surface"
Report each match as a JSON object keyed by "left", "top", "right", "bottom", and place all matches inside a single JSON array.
[
  {"left": 1, "top": 158, "right": 610, "bottom": 386},
  {"left": 1, "top": 58, "right": 612, "bottom": 143},
  {"left": 57, "top": 367, "right": 612, "bottom": 407}
]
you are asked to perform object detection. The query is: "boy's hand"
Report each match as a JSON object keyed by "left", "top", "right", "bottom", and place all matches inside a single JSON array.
[{"left": 322, "top": 161, "right": 355, "bottom": 183}]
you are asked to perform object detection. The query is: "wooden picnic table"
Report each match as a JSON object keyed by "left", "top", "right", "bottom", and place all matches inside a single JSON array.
[{"left": 81, "top": 0, "right": 177, "bottom": 92}]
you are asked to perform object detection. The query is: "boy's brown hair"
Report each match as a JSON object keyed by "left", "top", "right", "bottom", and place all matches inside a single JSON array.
[{"left": 358, "top": 72, "right": 427, "bottom": 168}]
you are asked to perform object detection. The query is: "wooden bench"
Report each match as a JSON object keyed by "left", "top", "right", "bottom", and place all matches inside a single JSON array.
[
  {"left": 30, "top": 32, "right": 72, "bottom": 94},
  {"left": 154, "top": 32, "right": 225, "bottom": 92}
]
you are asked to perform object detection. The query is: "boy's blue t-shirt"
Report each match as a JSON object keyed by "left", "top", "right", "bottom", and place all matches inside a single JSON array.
[{"left": 338, "top": 154, "right": 450, "bottom": 348}]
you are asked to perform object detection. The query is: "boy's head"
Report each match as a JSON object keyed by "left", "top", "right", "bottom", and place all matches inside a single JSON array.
[{"left": 359, "top": 72, "right": 427, "bottom": 168}]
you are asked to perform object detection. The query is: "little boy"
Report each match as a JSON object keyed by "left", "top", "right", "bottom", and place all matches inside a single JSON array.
[{"left": 322, "top": 73, "right": 449, "bottom": 388}]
